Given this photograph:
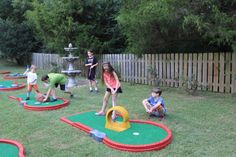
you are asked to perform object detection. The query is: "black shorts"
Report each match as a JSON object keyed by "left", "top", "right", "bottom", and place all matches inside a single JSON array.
[
  {"left": 106, "top": 87, "right": 122, "bottom": 93},
  {"left": 87, "top": 69, "right": 96, "bottom": 81},
  {"left": 55, "top": 83, "right": 65, "bottom": 91}
]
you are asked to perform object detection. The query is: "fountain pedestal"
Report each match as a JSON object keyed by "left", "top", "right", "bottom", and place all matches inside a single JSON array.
[{"left": 61, "top": 43, "right": 81, "bottom": 87}]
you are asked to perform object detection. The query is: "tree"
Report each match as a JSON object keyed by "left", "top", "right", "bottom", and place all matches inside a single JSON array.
[
  {"left": 182, "top": 0, "right": 236, "bottom": 52},
  {"left": 0, "top": 0, "right": 40, "bottom": 65},
  {"left": 26, "top": 0, "right": 125, "bottom": 55},
  {"left": 0, "top": 20, "right": 38, "bottom": 65},
  {"left": 117, "top": 0, "right": 236, "bottom": 55}
]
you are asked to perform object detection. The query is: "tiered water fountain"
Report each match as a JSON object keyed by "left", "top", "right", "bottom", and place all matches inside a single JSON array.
[{"left": 61, "top": 43, "right": 81, "bottom": 87}]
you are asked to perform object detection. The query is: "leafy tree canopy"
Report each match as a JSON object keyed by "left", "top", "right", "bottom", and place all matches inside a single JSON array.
[
  {"left": 0, "top": 0, "right": 39, "bottom": 65},
  {"left": 117, "top": 0, "right": 236, "bottom": 54},
  {"left": 26, "top": 0, "right": 125, "bottom": 55}
]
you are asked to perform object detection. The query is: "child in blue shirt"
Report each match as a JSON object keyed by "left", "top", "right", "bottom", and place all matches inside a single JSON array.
[{"left": 142, "top": 88, "right": 166, "bottom": 120}]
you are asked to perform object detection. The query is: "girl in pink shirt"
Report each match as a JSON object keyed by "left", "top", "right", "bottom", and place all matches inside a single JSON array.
[{"left": 95, "top": 62, "right": 122, "bottom": 120}]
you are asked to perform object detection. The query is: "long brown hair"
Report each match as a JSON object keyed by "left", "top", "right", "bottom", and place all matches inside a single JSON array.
[{"left": 101, "top": 62, "right": 115, "bottom": 84}]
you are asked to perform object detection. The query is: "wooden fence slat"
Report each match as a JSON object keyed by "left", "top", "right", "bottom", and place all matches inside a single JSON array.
[
  {"left": 124, "top": 54, "right": 127, "bottom": 82},
  {"left": 171, "top": 53, "right": 175, "bottom": 87},
  {"left": 192, "top": 53, "right": 197, "bottom": 80},
  {"left": 141, "top": 55, "right": 144, "bottom": 84},
  {"left": 225, "top": 53, "right": 231, "bottom": 93},
  {"left": 166, "top": 53, "right": 170, "bottom": 86},
  {"left": 131, "top": 54, "right": 135, "bottom": 83},
  {"left": 128, "top": 54, "right": 130, "bottom": 82},
  {"left": 155, "top": 54, "right": 159, "bottom": 86},
  {"left": 213, "top": 53, "right": 219, "bottom": 92},
  {"left": 202, "top": 53, "right": 208, "bottom": 90},
  {"left": 179, "top": 53, "right": 183, "bottom": 87},
  {"left": 138, "top": 55, "right": 141, "bottom": 83},
  {"left": 151, "top": 54, "right": 155, "bottom": 85},
  {"left": 219, "top": 53, "right": 225, "bottom": 92},
  {"left": 134, "top": 54, "right": 136, "bottom": 83},
  {"left": 159, "top": 54, "right": 163, "bottom": 86},
  {"left": 197, "top": 53, "right": 202, "bottom": 90},
  {"left": 183, "top": 53, "right": 188, "bottom": 88},
  {"left": 147, "top": 54, "right": 150, "bottom": 85},
  {"left": 232, "top": 53, "right": 236, "bottom": 94},
  {"left": 162, "top": 54, "right": 166, "bottom": 86},
  {"left": 144, "top": 54, "right": 148, "bottom": 84},
  {"left": 208, "top": 53, "right": 213, "bottom": 91},
  {"left": 188, "top": 53, "right": 193, "bottom": 84},
  {"left": 174, "top": 53, "right": 179, "bottom": 87}
]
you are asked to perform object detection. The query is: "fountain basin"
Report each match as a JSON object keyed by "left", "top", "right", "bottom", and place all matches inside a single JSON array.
[
  {"left": 61, "top": 70, "right": 81, "bottom": 87},
  {"left": 61, "top": 70, "right": 81, "bottom": 74},
  {"left": 62, "top": 57, "right": 79, "bottom": 62}
]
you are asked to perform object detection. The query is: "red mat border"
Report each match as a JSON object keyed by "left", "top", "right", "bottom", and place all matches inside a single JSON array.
[
  {"left": 0, "top": 71, "right": 10, "bottom": 74},
  {"left": 3, "top": 74, "right": 27, "bottom": 80},
  {"left": 0, "top": 139, "right": 25, "bottom": 157},
  {"left": 0, "top": 83, "right": 25, "bottom": 91},
  {"left": 8, "top": 95, "right": 69, "bottom": 111},
  {"left": 60, "top": 112, "right": 172, "bottom": 152}
]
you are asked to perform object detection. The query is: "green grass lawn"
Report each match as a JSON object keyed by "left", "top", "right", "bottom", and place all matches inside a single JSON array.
[{"left": 0, "top": 61, "right": 236, "bottom": 157}]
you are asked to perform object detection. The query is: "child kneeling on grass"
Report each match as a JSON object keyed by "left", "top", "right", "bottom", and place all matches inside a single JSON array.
[
  {"left": 41, "top": 73, "right": 73, "bottom": 102},
  {"left": 142, "top": 88, "right": 166, "bottom": 120}
]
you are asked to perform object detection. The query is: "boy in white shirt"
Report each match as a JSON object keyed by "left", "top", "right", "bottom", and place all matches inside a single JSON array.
[{"left": 24, "top": 65, "right": 39, "bottom": 100}]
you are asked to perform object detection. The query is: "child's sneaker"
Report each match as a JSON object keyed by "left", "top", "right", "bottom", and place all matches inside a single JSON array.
[
  {"left": 95, "top": 111, "right": 105, "bottom": 116},
  {"left": 148, "top": 114, "right": 156, "bottom": 118},
  {"left": 89, "top": 89, "right": 93, "bottom": 93},
  {"left": 51, "top": 98, "right": 57, "bottom": 102},
  {"left": 158, "top": 114, "right": 165, "bottom": 121}
]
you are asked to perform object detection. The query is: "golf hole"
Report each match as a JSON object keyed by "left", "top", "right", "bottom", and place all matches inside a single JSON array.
[{"left": 133, "top": 132, "right": 140, "bottom": 136}]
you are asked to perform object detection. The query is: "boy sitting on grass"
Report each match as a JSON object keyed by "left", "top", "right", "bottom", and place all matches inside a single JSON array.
[{"left": 142, "top": 88, "right": 166, "bottom": 120}]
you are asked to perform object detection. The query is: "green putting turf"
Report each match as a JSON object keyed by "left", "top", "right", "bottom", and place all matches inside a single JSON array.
[
  {"left": 8, "top": 73, "right": 25, "bottom": 76},
  {"left": 0, "top": 143, "right": 19, "bottom": 157},
  {"left": 0, "top": 81, "right": 17, "bottom": 88},
  {"left": 67, "top": 111, "right": 168, "bottom": 145},
  {"left": 16, "top": 93, "right": 64, "bottom": 107}
]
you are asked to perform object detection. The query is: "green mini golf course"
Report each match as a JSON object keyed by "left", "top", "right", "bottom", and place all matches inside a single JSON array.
[
  {"left": 0, "top": 139, "right": 25, "bottom": 157},
  {"left": 61, "top": 111, "right": 172, "bottom": 152},
  {"left": 9, "top": 93, "right": 69, "bottom": 111},
  {"left": 3, "top": 73, "right": 27, "bottom": 80},
  {"left": 0, "top": 81, "right": 25, "bottom": 91}
]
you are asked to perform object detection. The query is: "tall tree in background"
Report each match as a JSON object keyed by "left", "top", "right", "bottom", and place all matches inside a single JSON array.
[
  {"left": 0, "top": 0, "right": 39, "bottom": 65},
  {"left": 117, "top": 0, "right": 236, "bottom": 55},
  {"left": 182, "top": 0, "right": 236, "bottom": 52},
  {"left": 26, "top": 0, "right": 125, "bottom": 55}
]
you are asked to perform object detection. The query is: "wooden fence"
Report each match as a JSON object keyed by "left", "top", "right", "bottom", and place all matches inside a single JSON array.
[{"left": 32, "top": 52, "right": 236, "bottom": 94}]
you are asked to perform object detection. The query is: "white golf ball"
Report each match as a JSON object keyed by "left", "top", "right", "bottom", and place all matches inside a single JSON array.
[{"left": 133, "top": 132, "right": 139, "bottom": 136}]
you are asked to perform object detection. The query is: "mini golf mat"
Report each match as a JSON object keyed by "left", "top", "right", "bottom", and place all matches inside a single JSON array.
[
  {"left": 0, "top": 70, "right": 10, "bottom": 74},
  {"left": 61, "top": 111, "right": 172, "bottom": 152},
  {"left": 0, "top": 81, "right": 25, "bottom": 91},
  {"left": 9, "top": 93, "right": 69, "bottom": 111},
  {"left": 0, "top": 139, "right": 25, "bottom": 157},
  {"left": 3, "top": 73, "right": 27, "bottom": 80}
]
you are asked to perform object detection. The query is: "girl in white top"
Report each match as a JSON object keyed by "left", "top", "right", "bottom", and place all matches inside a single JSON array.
[{"left": 24, "top": 65, "right": 40, "bottom": 100}]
